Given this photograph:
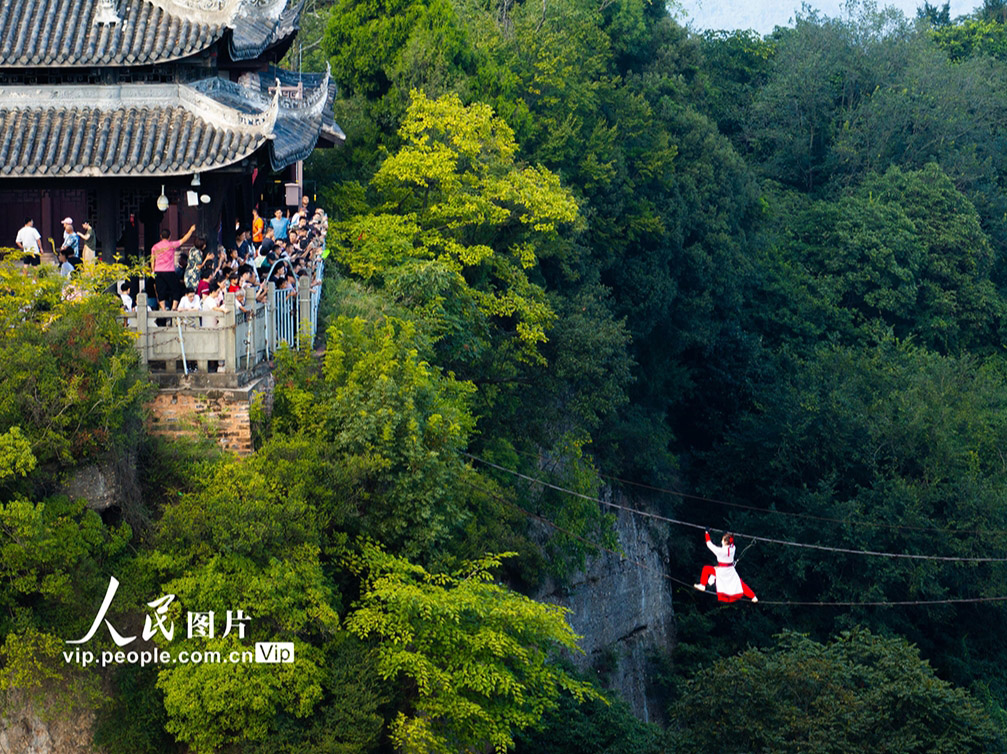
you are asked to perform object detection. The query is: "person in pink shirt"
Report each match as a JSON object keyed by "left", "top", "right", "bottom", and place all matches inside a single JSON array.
[{"left": 150, "top": 224, "right": 196, "bottom": 312}]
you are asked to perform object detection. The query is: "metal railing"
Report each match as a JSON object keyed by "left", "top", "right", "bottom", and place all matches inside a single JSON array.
[{"left": 126, "top": 265, "right": 323, "bottom": 387}]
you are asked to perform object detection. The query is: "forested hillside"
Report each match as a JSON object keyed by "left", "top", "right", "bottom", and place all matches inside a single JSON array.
[{"left": 8, "top": 0, "right": 1007, "bottom": 752}]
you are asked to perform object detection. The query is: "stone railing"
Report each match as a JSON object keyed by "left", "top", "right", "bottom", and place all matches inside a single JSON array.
[{"left": 125, "top": 274, "right": 320, "bottom": 387}]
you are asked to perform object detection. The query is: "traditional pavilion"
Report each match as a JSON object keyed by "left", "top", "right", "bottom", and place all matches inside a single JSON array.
[{"left": 0, "top": 0, "right": 343, "bottom": 259}]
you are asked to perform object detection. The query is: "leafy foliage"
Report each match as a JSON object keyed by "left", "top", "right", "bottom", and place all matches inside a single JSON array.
[
  {"left": 757, "top": 164, "right": 1003, "bottom": 354},
  {"left": 669, "top": 629, "right": 1006, "bottom": 753},
  {"left": 270, "top": 316, "right": 478, "bottom": 560},
  {"left": 334, "top": 90, "right": 578, "bottom": 370},
  {"left": 515, "top": 682, "right": 664, "bottom": 754},
  {"left": 145, "top": 441, "right": 340, "bottom": 752},
  {"left": 0, "top": 260, "right": 150, "bottom": 472},
  {"left": 344, "top": 542, "right": 601, "bottom": 753}
]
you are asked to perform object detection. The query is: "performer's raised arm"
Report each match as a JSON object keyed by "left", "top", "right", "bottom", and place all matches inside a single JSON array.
[{"left": 705, "top": 531, "right": 730, "bottom": 560}]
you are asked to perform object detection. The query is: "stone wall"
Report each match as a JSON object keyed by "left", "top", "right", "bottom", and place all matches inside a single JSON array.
[
  {"left": 536, "top": 491, "right": 674, "bottom": 724},
  {"left": 145, "top": 374, "right": 273, "bottom": 456}
]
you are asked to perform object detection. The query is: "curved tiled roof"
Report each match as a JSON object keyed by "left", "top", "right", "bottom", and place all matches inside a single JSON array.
[
  {"left": 202, "top": 66, "right": 344, "bottom": 170},
  {"left": 0, "top": 83, "right": 276, "bottom": 177},
  {"left": 0, "top": 0, "right": 300, "bottom": 67}
]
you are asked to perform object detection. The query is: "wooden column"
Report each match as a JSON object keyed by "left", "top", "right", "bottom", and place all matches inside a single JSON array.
[
  {"left": 197, "top": 174, "right": 223, "bottom": 250},
  {"left": 220, "top": 177, "right": 237, "bottom": 251},
  {"left": 95, "top": 184, "right": 120, "bottom": 262}
]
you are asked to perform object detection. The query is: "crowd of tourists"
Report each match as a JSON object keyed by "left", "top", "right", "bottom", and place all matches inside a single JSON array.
[
  {"left": 120, "top": 195, "right": 329, "bottom": 323},
  {"left": 15, "top": 216, "right": 96, "bottom": 275},
  {"left": 14, "top": 195, "right": 328, "bottom": 323}
]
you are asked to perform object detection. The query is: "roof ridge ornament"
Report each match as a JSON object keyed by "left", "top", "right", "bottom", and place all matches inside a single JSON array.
[
  {"left": 147, "top": 0, "right": 287, "bottom": 25},
  {"left": 178, "top": 81, "right": 278, "bottom": 136},
  {"left": 146, "top": 0, "right": 243, "bottom": 24},
  {"left": 93, "top": 0, "right": 122, "bottom": 26},
  {"left": 239, "top": 0, "right": 287, "bottom": 21}
]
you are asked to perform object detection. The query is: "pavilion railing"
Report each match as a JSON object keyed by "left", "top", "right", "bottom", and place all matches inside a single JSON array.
[{"left": 125, "top": 272, "right": 321, "bottom": 387}]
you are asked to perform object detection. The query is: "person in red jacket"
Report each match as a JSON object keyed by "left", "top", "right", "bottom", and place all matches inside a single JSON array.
[{"left": 694, "top": 531, "right": 757, "bottom": 603}]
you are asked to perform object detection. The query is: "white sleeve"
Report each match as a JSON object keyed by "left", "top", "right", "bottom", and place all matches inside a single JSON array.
[{"left": 706, "top": 539, "right": 728, "bottom": 559}]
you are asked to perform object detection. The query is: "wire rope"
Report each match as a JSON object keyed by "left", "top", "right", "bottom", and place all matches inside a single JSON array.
[
  {"left": 461, "top": 477, "right": 1007, "bottom": 608},
  {"left": 463, "top": 453, "right": 1007, "bottom": 563},
  {"left": 507, "top": 447, "right": 1004, "bottom": 538}
]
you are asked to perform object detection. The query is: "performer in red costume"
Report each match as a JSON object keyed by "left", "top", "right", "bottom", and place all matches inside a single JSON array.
[{"left": 694, "top": 531, "right": 757, "bottom": 603}]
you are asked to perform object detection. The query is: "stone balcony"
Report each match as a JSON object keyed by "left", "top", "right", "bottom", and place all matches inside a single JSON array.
[{"left": 125, "top": 275, "right": 321, "bottom": 388}]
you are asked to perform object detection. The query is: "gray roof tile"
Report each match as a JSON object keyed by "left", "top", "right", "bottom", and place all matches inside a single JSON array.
[
  {"left": 0, "top": 83, "right": 273, "bottom": 176},
  {"left": 0, "top": 0, "right": 301, "bottom": 67}
]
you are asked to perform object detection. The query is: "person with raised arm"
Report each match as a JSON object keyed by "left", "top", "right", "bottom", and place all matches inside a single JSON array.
[{"left": 694, "top": 531, "right": 757, "bottom": 603}]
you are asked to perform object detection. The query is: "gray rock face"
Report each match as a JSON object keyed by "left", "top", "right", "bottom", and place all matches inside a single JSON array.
[
  {"left": 0, "top": 693, "right": 97, "bottom": 754},
  {"left": 61, "top": 462, "right": 119, "bottom": 511},
  {"left": 59, "top": 445, "right": 139, "bottom": 513},
  {"left": 537, "top": 492, "right": 674, "bottom": 724}
]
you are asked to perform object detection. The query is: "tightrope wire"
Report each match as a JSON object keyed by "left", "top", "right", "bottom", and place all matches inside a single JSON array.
[
  {"left": 463, "top": 453, "right": 1007, "bottom": 563},
  {"left": 509, "top": 447, "right": 1005, "bottom": 538},
  {"left": 462, "top": 477, "right": 1007, "bottom": 608}
]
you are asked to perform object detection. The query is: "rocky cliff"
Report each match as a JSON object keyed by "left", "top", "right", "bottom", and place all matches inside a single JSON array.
[
  {"left": 0, "top": 692, "right": 98, "bottom": 754},
  {"left": 537, "top": 491, "right": 674, "bottom": 724}
]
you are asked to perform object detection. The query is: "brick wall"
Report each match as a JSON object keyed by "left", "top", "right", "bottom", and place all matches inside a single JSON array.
[{"left": 146, "top": 375, "right": 273, "bottom": 456}]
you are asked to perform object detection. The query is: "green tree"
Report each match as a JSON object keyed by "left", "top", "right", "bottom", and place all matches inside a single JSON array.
[
  {"left": 930, "top": 18, "right": 1007, "bottom": 59},
  {"left": 0, "top": 260, "right": 144, "bottom": 703},
  {"left": 0, "top": 494, "right": 130, "bottom": 699},
  {"left": 758, "top": 164, "right": 1003, "bottom": 354},
  {"left": 683, "top": 339, "right": 1007, "bottom": 702},
  {"left": 515, "top": 683, "right": 664, "bottom": 754},
  {"left": 268, "top": 316, "right": 478, "bottom": 560},
  {"left": 343, "top": 541, "right": 601, "bottom": 754},
  {"left": 144, "top": 440, "right": 340, "bottom": 753},
  {"left": 324, "top": 0, "right": 472, "bottom": 100},
  {"left": 0, "top": 260, "right": 149, "bottom": 473},
  {"left": 917, "top": 1, "right": 951, "bottom": 26},
  {"left": 746, "top": 5, "right": 912, "bottom": 190},
  {"left": 669, "top": 629, "right": 1005, "bottom": 753},
  {"left": 334, "top": 89, "right": 578, "bottom": 371}
]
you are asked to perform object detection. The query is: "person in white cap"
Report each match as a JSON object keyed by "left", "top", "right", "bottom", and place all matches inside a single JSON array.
[{"left": 60, "top": 217, "right": 80, "bottom": 261}]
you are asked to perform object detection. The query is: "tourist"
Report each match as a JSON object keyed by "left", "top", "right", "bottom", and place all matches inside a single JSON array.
[
  {"left": 119, "top": 283, "right": 133, "bottom": 312},
  {"left": 150, "top": 224, "right": 196, "bottom": 313},
  {"left": 78, "top": 222, "right": 96, "bottom": 265},
  {"left": 200, "top": 279, "right": 226, "bottom": 328},
  {"left": 177, "top": 287, "right": 201, "bottom": 316},
  {"left": 195, "top": 267, "right": 212, "bottom": 298},
  {"left": 300, "top": 193, "right": 315, "bottom": 217},
  {"left": 251, "top": 208, "right": 264, "bottom": 244},
  {"left": 184, "top": 237, "right": 207, "bottom": 291},
  {"left": 56, "top": 249, "right": 75, "bottom": 278},
  {"left": 15, "top": 217, "right": 42, "bottom": 271},
  {"left": 270, "top": 208, "right": 289, "bottom": 241},
  {"left": 237, "top": 228, "right": 254, "bottom": 261},
  {"left": 60, "top": 217, "right": 81, "bottom": 261}
]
